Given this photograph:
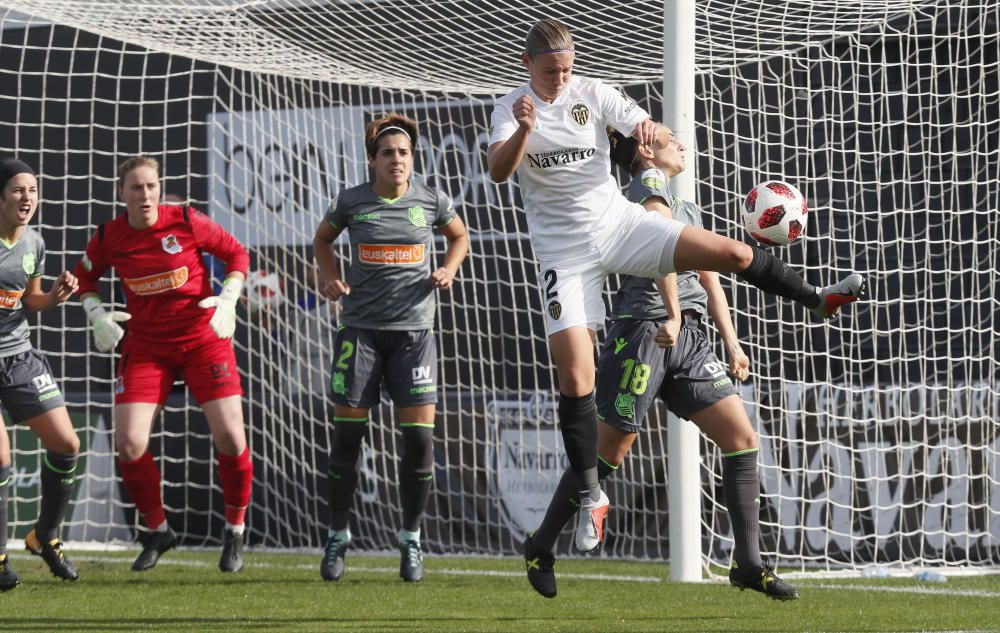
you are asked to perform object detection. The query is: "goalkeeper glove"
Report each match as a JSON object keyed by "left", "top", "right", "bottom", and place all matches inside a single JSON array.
[
  {"left": 82, "top": 296, "right": 131, "bottom": 352},
  {"left": 198, "top": 277, "right": 243, "bottom": 339}
]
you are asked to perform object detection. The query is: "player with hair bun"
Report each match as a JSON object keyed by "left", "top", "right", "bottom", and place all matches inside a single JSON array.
[
  {"left": 75, "top": 155, "right": 254, "bottom": 574},
  {"left": 487, "top": 18, "right": 864, "bottom": 582},
  {"left": 313, "top": 114, "right": 469, "bottom": 583},
  {"left": 0, "top": 158, "right": 81, "bottom": 588}
]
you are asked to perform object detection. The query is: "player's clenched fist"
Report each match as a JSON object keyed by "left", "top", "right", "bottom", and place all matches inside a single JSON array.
[
  {"left": 320, "top": 278, "right": 351, "bottom": 301},
  {"left": 49, "top": 271, "right": 78, "bottom": 304},
  {"left": 513, "top": 94, "right": 536, "bottom": 131},
  {"left": 431, "top": 267, "right": 455, "bottom": 290}
]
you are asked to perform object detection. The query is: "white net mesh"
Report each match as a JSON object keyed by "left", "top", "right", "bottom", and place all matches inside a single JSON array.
[{"left": 0, "top": 0, "right": 996, "bottom": 571}]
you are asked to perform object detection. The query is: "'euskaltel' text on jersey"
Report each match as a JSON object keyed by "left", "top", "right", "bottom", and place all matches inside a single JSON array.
[
  {"left": 488, "top": 76, "right": 650, "bottom": 261},
  {"left": 610, "top": 168, "right": 709, "bottom": 321},
  {"left": 326, "top": 180, "right": 456, "bottom": 330},
  {"left": 75, "top": 205, "right": 250, "bottom": 346},
  {"left": 0, "top": 228, "right": 45, "bottom": 357}
]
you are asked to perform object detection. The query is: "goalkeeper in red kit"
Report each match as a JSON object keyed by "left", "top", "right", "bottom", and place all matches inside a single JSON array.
[{"left": 74, "top": 156, "right": 253, "bottom": 573}]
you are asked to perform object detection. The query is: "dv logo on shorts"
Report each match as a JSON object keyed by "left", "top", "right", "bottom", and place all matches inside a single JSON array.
[
  {"left": 411, "top": 366, "right": 433, "bottom": 385},
  {"left": 161, "top": 234, "right": 183, "bottom": 254},
  {"left": 22, "top": 253, "right": 35, "bottom": 275},
  {"left": 570, "top": 103, "right": 590, "bottom": 127},
  {"left": 209, "top": 363, "right": 231, "bottom": 380},
  {"left": 407, "top": 206, "right": 427, "bottom": 228},
  {"left": 31, "top": 373, "right": 61, "bottom": 402},
  {"left": 548, "top": 301, "right": 562, "bottom": 320}
]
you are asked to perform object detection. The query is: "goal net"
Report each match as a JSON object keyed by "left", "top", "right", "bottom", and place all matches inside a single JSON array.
[{"left": 0, "top": 0, "right": 996, "bottom": 573}]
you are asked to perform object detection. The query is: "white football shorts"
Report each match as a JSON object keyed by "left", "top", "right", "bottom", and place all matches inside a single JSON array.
[{"left": 537, "top": 202, "right": 685, "bottom": 336}]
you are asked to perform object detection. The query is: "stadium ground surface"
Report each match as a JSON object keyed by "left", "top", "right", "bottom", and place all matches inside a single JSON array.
[{"left": 2, "top": 549, "right": 997, "bottom": 632}]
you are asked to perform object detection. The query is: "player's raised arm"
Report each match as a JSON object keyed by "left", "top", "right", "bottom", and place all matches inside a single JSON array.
[{"left": 487, "top": 94, "right": 536, "bottom": 182}]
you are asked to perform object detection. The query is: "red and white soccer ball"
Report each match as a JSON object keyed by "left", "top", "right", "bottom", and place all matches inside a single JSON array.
[
  {"left": 741, "top": 180, "right": 808, "bottom": 246},
  {"left": 242, "top": 269, "right": 285, "bottom": 314}
]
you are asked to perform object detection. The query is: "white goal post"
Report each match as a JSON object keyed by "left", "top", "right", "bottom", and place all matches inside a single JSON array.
[{"left": 0, "top": 0, "right": 995, "bottom": 577}]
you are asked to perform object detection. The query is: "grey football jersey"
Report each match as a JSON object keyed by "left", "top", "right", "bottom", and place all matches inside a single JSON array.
[
  {"left": 0, "top": 228, "right": 45, "bottom": 357},
  {"left": 610, "top": 168, "right": 709, "bottom": 321},
  {"left": 326, "top": 180, "right": 457, "bottom": 330}
]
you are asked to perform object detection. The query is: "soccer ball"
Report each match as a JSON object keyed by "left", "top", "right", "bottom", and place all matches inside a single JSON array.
[
  {"left": 242, "top": 269, "right": 285, "bottom": 313},
  {"left": 741, "top": 180, "right": 808, "bottom": 246}
]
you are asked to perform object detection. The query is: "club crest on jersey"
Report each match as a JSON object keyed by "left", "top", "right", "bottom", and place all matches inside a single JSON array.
[
  {"left": 570, "top": 103, "right": 590, "bottom": 127},
  {"left": 22, "top": 253, "right": 35, "bottom": 275},
  {"left": 161, "top": 234, "right": 182, "bottom": 254},
  {"left": 408, "top": 206, "right": 427, "bottom": 228},
  {"left": 548, "top": 300, "right": 562, "bottom": 320}
]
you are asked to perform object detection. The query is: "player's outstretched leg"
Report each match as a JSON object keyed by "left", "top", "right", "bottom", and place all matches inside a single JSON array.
[
  {"left": 397, "top": 529, "right": 424, "bottom": 582},
  {"left": 24, "top": 529, "right": 78, "bottom": 581},
  {"left": 729, "top": 561, "right": 800, "bottom": 601},
  {"left": 672, "top": 230, "right": 866, "bottom": 319},
  {"left": 320, "top": 528, "right": 351, "bottom": 582},
  {"left": 218, "top": 526, "right": 244, "bottom": 573},
  {"left": 810, "top": 273, "right": 867, "bottom": 319},
  {"left": 132, "top": 526, "right": 178, "bottom": 571},
  {"left": 523, "top": 533, "right": 556, "bottom": 598}
]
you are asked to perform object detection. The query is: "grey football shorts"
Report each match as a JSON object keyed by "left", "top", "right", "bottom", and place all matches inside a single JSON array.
[
  {"left": 596, "top": 314, "right": 739, "bottom": 433},
  {"left": 0, "top": 349, "right": 66, "bottom": 423},
  {"left": 329, "top": 326, "right": 438, "bottom": 409}
]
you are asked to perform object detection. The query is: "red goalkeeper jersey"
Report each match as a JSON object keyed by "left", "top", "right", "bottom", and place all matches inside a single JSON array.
[{"left": 75, "top": 205, "right": 250, "bottom": 346}]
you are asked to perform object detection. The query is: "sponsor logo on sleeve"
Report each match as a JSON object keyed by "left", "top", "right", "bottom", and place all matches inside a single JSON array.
[
  {"left": 81, "top": 253, "right": 93, "bottom": 272},
  {"left": 123, "top": 267, "right": 190, "bottom": 295},
  {"left": 22, "top": 253, "right": 35, "bottom": 275},
  {"left": 161, "top": 234, "right": 183, "bottom": 254},
  {"left": 358, "top": 244, "right": 425, "bottom": 265},
  {"left": 0, "top": 289, "right": 24, "bottom": 310}
]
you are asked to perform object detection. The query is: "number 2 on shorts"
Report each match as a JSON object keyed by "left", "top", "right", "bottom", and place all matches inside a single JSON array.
[{"left": 336, "top": 340, "right": 355, "bottom": 370}]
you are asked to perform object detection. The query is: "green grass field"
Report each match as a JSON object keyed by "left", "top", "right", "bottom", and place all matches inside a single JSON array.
[{"left": 3, "top": 549, "right": 998, "bottom": 632}]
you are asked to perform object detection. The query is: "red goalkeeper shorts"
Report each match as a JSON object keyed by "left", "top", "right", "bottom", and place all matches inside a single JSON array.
[{"left": 115, "top": 336, "right": 243, "bottom": 405}]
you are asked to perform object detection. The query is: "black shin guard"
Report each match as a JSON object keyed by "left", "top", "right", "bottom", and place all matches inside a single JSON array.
[
  {"left": 532, "top": 459, "right": 618, "bottom": 552},
  {"left": 327, "top": 423, "right": 367, "bottom": 531},
  {"left": 36, "top": 451, "right": 77, "bottom": 541},
  {"left": 723, "top": 450, "right": 763, "bottom": 569},
  {"left": 557, "top": 392, "right": 599, "bottom": 495},
  {"left": 399, "top": 426, "right": 434, "bottom": 532},
  {"left": 738, "top": 246, "right": 819, "bottom": 309},
  {"left": 0, "top": 463, "right": 9, "bottom": 553}
]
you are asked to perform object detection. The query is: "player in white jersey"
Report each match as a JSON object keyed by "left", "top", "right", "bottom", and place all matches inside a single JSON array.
[
  {"left": 0, "top": 159, "right": 81, "bottom": 588},
  {"left": 487, "top": 18, "right": 866, "bottom": 558}
]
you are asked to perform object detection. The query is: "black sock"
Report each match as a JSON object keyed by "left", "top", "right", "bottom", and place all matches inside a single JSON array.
[
  {"left": 532, "top": 458, "right": 617, "bottom": 552},
  {"left": 738, "top": 246, "right": 820, "bottom": 309},
  {"left": 327, "top": 423, "right": 367, "bottom": 532},
  {"left": 36, "top": 451, "right": 77, "bottom": 542},
  {"left": 399, "top": 426, "right": 434, "bottom": 533},
  {"left": 723, "top": 449, "right": 763, "bottom": 569},
  {"left": 558, "top": 392, "right": 599, "bottom": 498},
  {"left": 0, "top": 463, "right": 10, "bottom": 554}
]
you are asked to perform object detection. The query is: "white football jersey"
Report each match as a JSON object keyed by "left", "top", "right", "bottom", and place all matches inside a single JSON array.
[{"left": 489, "top": 75, "right": 649, "bottom": 260}]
